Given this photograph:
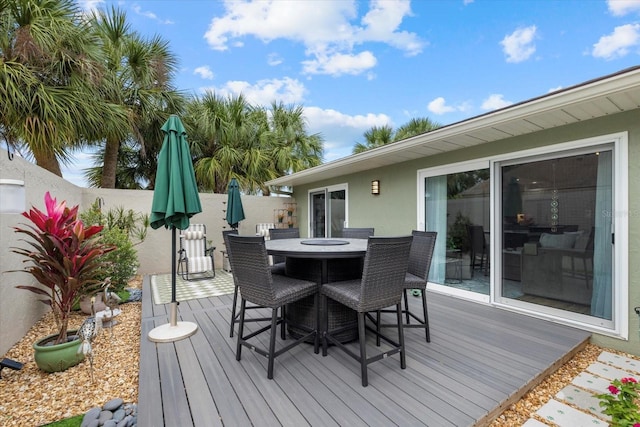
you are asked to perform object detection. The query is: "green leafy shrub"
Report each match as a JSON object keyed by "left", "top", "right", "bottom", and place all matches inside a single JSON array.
[
  {"left": 80, "top": 200, "right": 149, "bottom": 293},
  {"left": 448, "top": 212, "right": 472, "bottom": 252},
  {"left": 596, "top": 377, "right": 640, "bottom": 427}
]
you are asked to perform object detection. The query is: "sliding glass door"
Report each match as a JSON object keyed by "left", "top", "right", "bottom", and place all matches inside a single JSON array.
[{"left": 309, "top": 184, "right": 347, "bottom": 238}]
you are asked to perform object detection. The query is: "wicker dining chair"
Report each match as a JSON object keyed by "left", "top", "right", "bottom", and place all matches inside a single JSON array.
[
  {"left": 339, "top": 227, "right": 374, "bottom": 239},
  {"left": 224, "top": 230, "right": 272, "bottom": 338},
  {"left": 321, "top": 235, "right": 413, "bottom": 387},
  {"left": 227, "top": 234, "right": 319, "bottom": 379},
  {"left": 268, "top": 228, "right": 300, "bottom": 275},
  {"left": 371, "top": 230, "right": 437, "bottom": 343}
]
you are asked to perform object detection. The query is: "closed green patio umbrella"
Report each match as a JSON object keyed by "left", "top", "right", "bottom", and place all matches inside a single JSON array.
[
  {"left": 148, "top": 115, "right": 201, "bottom": 342},
  {"left": 226, "top": 178, "right": 245, "bottom": 230}
]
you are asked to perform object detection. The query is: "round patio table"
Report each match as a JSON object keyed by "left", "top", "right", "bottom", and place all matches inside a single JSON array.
[{"left": 265, "top": 238, "right": 368, "bottom": 343}]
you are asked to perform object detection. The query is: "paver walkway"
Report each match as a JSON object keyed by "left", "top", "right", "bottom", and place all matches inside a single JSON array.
[{"left": 524, "top": 351, "right": 640, "bottom": 426}]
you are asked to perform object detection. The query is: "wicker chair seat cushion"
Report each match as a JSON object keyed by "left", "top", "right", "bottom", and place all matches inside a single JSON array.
[
  {"left": 322, "top": 278, "right": 403, "bottom": 313},
  {"left": 404, "top": 272, "right": 427, "bottom": 289},
  {"left": 246, "top": 274, "right": 317, "bottom": 308}
]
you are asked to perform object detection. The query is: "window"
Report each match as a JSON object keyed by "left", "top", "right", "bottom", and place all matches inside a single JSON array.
[
  {"left": 418, "top": 133, "right": 628, "bottom": 336},
  {"left": 309, "top": 184, "right": 347, "bottom": 238}
]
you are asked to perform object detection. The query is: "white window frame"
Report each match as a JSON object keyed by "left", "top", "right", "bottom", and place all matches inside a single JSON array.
[
  {"left": 416, "top": 132, "right": 628, "bottom": 338},
  {"left": 307, "top": 183, "right": 349, "bottom": 238}
]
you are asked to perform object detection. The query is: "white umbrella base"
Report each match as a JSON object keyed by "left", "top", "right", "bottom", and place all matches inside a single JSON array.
[{"left": 148, "top": 302, "right": 198, "bottom": 342}]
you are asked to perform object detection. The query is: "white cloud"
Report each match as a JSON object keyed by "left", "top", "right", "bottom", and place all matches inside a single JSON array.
[
  {"left": 302, "top": 51, "right": 377, "bottom": 76},
  {"left": 607, "top": 0, "right": 640, "bottom": 16},
  {"left": 132, "top": 4, "right": 174, "bottom": 25},
  {"left": 548, "top": 85, "right": 563, "bottom": 93},
  {"left": 194, "top": 66, "right": 215, "bottom": 80},
  {"left": 77, "top": 0, "right": 105, "bottom": 12},
  {"left": 428, "top": 97, "right": 456, "bottom": 115},
  {"left": 500, "top": 26, "right": 537, "bottom": 63},
  {"left": 427, "top": 97, "right": 471, "bottom": 115},
  {"left": 592, "top": 23, "right": 640, "bottom": 59},
  {"left": 201, "top": 77, "right": 307, "bottom": 106},
  {"left": 481, "top": 94, "right": 513, "bottom": 111},
  {"left": 203, "top": 0, "right": 423, "bottom": 76},
  {"left": 303, "top": 106, "right": 393, "bottom": 161},
  {"left": 267, "top": 53, "right": 283, "bottom": 66}
]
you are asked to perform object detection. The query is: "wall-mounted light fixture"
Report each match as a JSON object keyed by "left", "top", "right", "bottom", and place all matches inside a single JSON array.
[
  {"left": 371, "top": 180, "right": 380, "bottom": 195},
  {"left": 0, "top": 179, "right": 25, "bottom": 214}
]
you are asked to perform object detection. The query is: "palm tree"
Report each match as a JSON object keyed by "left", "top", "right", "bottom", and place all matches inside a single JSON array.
[
  {"left": 352, "top": 125, "right": 394, "bottom": 154},
  {"left": 186, "top": 94, "right": 323, "bottom": 195},
  {"left": 259, "top": 101, "right": 323, "bottom": 194},
  {"left": 0, "top": 0, "right": 126, "bottom": 175},
  {"left": 88, "top": 6, "right": 185, "bottom": 188},
  {"left": 393, "top": 117, "right": 440, "bottom": 141}
]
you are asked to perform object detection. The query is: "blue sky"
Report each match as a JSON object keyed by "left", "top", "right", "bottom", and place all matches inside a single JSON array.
[{"left": 64, "top": 0, "right": 640, "bottom": 186}]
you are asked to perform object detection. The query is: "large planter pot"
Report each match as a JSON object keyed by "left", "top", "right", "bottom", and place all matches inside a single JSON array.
[{"left": 33, "top": 330, "right": 85, "bottom": 373}]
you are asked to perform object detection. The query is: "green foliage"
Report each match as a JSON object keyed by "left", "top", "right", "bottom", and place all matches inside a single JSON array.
[
  {"left": 41, "top": 414, "right": 82, "bottom": 426},
  {"left": 80, "top": 200, "right": 149, "bottom": 293},
  {"left": 10, "top": 193, "right": 113, "bottom": 345},
  {"left": 596, "top": 377, "right": 640, "bottom": 427},
  {"left": 448, "top": 212, "right": 472, "bottom": 252}
]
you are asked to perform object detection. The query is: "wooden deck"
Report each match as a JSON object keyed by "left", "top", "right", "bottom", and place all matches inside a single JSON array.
[{"left": 138, "top": 275, "right": 591, "bottom": 427}]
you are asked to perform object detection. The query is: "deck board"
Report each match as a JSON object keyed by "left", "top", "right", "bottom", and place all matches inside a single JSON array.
[{"left": 138, "top": 276, "right": 591, "bottom": 426}]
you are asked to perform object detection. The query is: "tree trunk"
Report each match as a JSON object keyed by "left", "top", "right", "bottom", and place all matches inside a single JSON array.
[
  {"left": 33, "top": 150, "right": 62, "bottom": 177},
  {"left": 101, "top": 137, "right": 120, "bottom": 188}
]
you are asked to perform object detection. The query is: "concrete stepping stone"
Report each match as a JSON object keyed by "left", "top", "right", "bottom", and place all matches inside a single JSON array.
[
  {"left": 555, "top": 384, "right": 609, "bottom": 421},
  {"left": 587, "top": 361, "right": 634, "bottom": 381},
  {"left": 536, "top": 399, "right": 607, "bottom": 426},
  {"left": 572, "top": 372, "right": 614, "bottom": 394},
  {"left": 598, "top": 351, "right": 640, "bottom": 374}
]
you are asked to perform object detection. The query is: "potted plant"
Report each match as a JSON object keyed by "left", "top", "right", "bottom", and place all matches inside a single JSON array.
[{"left": 10, "top": 192, "right": 113, "bottom": 372}]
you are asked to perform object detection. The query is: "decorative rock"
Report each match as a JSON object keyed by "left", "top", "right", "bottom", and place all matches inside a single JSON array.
[
  {"left": 103, "top": 397, "right": 124, "bottom": 411},
  {"left": 81, "top": 406, "right": 101, "bottom": 427},
  {"left": 126, "top": 288, "right": 142, "bottom": 302},
  {"left": 113, "top": 408, "right": 126, "bottom": 422},
  {"left": 98, "top": 410, "right": 113, "bottom": 424},
  {"left": 81, "top": 399, "right": 137, "bottom": 427}
]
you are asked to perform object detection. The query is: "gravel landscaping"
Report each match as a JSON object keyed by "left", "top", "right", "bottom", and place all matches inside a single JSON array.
[{"left": 0, "top": 275, "right": 625, "bottom": 426}]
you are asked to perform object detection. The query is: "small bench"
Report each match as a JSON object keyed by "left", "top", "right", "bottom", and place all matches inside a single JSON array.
[{"left": 0, "top": 358, "right": 23, "bottom": 378}]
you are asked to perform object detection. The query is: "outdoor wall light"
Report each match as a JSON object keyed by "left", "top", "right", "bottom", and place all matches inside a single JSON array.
[
  {"left": 0, "top": 179, "right": 25, "bottom": 214},
  {"left": 371, "top": 180, "right": 380, "bottom": 195}
]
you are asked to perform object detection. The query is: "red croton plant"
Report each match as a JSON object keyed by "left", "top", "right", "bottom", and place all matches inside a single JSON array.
[{"left": 11, "top": 192, "right": 114, "bottom": 345}]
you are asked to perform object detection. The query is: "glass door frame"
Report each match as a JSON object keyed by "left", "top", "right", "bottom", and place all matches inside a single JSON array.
[
  {"left": 308, "top": 183, "right": 348, "bottom": 238},
  {"left": 417, "top": 159, "right": 492, "bottom": 304},
  {"left": 416, "top": 132, "right": 629, "bottom": 338}
]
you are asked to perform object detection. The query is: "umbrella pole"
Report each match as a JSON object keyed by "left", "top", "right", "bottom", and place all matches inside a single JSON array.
[
  {"left": 148, "top": 226, "right": 198, "bottom": 342},
  {"left": 170, "top": 226, "right": 177, "bottom": 326}
]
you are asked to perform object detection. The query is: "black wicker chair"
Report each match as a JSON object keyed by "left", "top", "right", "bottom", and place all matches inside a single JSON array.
[
  {"left": 224, "top": 230, "right": 272, "bottom": 338},
  {"left": 227, "top": 235, "right": 319, "bottom": 379},
  {"left": 371, "top": 231, "right": 437, "bottom": 343},
  {"left": 321, "top": 235, "right": 413, "bottom": 387},
  {"left": 339, "top": 227, "right": 374, "bottom": 239},
  {"left": 268, "top": 228, "right": 300, "bottom": 275}
]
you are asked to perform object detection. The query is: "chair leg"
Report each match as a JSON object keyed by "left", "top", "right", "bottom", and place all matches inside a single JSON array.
[
  {"left": 421, "top": 290, "right": 430, "bottom": 343},
  {"left": 358, "top": 312, "right": 368, "bottom": 387},
  {"left": 375, "top": 310, "right": 381, "bottom": 347},
  {"left": 236, "top": 299, "right": 246, "bottom": 361},
  {"left": 321, "top": 294, "right": 329, "bottom": 357},
  {"left": 280, "top": 305, "right": 287, "bottom": 340},
  {"left": 403, "top": 289, "right": 410, "bottom": 324},
  {"left": 396, "top": 303, "right": 406, "bottom": 369},
  {"left": 229, "top": 284, "right": 239, "bottom": 337},
  {"left": 313, "top": 293, "right": 319, "bottom": 355},
  {"left": 267, "top": 308, "right": 278, "bottom": 380}
]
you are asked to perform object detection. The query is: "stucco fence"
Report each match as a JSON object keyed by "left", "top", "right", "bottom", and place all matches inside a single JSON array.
[{"left": 0, "top": 149, "right": 295, "bottom": 355}]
